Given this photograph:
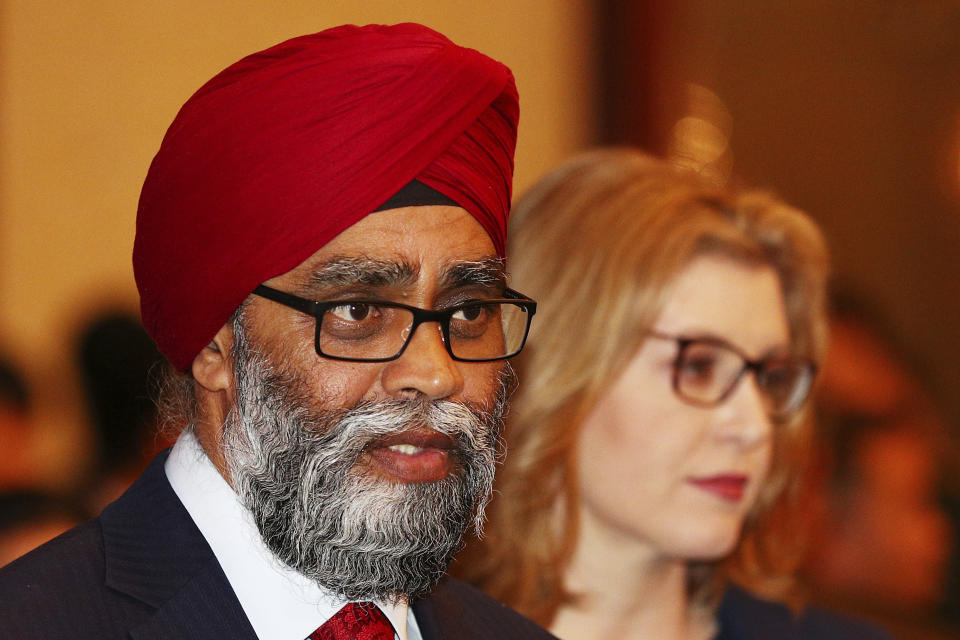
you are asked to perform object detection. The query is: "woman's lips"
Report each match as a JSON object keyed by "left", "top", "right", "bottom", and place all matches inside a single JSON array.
[
  {"left": 687, "top": 474, "right": 748, "bottom": 502},
  {"left": 364, "top": 428, "right": 457, "bottom": 483}
]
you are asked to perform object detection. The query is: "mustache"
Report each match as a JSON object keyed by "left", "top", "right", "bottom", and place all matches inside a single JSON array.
[
  {"left": 310, "top": 397, "right": 503, "bottom": 463},
  {"left": 226, "top": 391, "right": 507, "bottom": 482},
  {"left": 249, "top": 399, "right": 503, "bottom": 505}
]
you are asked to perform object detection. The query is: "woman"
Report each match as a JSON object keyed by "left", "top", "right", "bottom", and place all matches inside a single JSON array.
[{"left": 458, "top": 149, "right": 891, "bottom": 639}]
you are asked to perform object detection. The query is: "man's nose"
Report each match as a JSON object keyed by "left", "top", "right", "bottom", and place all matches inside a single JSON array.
[{"left": 380, "top": 321, "right": 464, "bottom": 401}]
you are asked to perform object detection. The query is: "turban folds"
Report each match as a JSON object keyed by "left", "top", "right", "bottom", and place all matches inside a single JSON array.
[{"left": 133, "top": 23, "right": 519, "bottom": 370}]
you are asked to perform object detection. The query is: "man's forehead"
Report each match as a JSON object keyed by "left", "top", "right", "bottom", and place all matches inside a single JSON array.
[{"left": 279, "top": 206, "right": 499, "bottom": 282}]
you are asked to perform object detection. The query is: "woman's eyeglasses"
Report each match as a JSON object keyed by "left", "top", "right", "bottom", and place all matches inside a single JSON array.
[{"left": 649, "top": 331, "right": 817, "bottom": 420}]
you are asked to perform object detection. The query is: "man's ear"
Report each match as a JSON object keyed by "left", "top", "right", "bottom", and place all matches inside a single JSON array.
[{"left": 192, "top": 324, "right": 234, "bottom": 393}]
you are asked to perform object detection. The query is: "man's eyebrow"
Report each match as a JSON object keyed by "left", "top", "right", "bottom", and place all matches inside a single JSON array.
[
  {"left": 306, "top": 256, "right": 419, "bottom": 290},
  {"left": 440, "top": 257, "right": 507, "bottom": 290}
]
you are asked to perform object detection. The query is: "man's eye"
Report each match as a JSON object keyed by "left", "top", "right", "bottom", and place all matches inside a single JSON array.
[
  {"left": 330, "top": 303, "right": 374, "bottom": 322},
  {"left": 452, "top": 303, "right": 484, "bottom": 322}
]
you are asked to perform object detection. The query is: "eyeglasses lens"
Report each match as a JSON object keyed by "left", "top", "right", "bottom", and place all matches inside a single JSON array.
[
  {"left": 676, "top": 342, "right": 745, "bottom": 404},
  {"left": 447, "top": 301, "right": 528, "bottom": 361},
  {"left": 757, "top": 360, "right": 813, "bottom": 416},
  {"left": 319, "top": 303, "right": 410, "bottom": 360}
]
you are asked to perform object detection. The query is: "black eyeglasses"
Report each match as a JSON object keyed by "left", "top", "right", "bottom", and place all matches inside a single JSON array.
[
  {"left": 649, "top": 331, "right": 817, "bottom": 420},
  {"left": 252, "top": 284, "right": 537, "bottom": 363}
]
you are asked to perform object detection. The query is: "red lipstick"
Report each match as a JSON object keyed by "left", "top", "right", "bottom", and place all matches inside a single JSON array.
[{"left": 687, "top": 474, "right": 748, "bottom": 502}]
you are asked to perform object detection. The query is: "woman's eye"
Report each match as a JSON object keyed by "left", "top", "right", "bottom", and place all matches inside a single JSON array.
[
  {"left": 760, "top": 362, "right": 796, "bottom": 393},
  {"left": 330, "top": 303, "right": 372, "bottom": 322},
  {"left": 681, "top": 356, "right": 717, "bottom": 381}
]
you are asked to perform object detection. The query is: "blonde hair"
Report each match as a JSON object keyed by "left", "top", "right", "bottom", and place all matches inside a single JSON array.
[{"left": 456, "top": 148, "right": 829, "bottom": 624}]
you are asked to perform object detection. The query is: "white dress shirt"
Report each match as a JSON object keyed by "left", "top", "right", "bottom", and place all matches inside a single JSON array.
[{"left": 165, "top": 428, "right": 423, "bottom": 640}]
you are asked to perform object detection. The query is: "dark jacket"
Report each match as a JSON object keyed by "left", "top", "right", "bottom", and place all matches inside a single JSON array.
[
  {"left": 0, "top": 451, "right": 557, "bottom": 640},
  {"left": 717, "top": 584, "right": 894, "bottom": 640}
]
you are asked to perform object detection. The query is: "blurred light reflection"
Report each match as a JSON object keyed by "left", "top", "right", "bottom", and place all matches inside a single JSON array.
[{"left": 668, "top": 83, "right": 733, "bottom": 186}]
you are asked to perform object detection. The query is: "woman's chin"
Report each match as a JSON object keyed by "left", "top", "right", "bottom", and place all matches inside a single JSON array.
[{"left": 661, "top": 523, "right": 743, "bottom": 562}]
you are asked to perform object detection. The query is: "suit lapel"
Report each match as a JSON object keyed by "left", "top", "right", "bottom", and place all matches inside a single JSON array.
[
  {"left": 100, "top": 451, "right": 258, "bottom": 640},
  {"left": 128, "top": 568, "right": 256, "bottom": 640},
  {"left": 411, "top": 577, "right": 513, "bottom": 640},
  {"left": 412, "top": 585, "right": 458, "bottom": 640}
]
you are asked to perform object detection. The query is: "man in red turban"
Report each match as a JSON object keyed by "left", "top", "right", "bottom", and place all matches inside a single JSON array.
[{"left": 0, "top": 24, "right": 551, "bottom": 640}]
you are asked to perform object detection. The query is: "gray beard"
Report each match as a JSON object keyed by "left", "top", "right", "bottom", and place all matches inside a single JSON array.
[{"left": 220, "top": 322, "right": 511, "bottom": 601}]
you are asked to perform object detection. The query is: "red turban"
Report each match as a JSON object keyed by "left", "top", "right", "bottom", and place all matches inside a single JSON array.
[{"left": 133, "top": 23, "right": 519, "bottom": 371}]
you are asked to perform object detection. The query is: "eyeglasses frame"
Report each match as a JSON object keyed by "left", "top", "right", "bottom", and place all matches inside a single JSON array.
[
  {"left": 648, "top": 330, "right": 817, "bottom": 418},
  {"left": 252, "top": 284, "right": 537, "bottom": 363}
]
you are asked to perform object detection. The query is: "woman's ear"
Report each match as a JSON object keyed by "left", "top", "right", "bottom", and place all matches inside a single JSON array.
[{"left": 191, "top": 324, "right": 234, "bottom": 393}]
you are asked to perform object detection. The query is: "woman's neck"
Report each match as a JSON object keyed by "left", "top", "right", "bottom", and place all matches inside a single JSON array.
[{"left": 549, "top": 508, "right": 716, "bottom": 640}]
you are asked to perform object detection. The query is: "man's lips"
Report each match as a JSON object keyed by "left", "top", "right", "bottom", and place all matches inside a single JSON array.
[
  {"left": 364, "top": 428, "right": 457, "bottom": 483},
  {"left": 687, "top": 474, "right": 748, "bottom": 502}
]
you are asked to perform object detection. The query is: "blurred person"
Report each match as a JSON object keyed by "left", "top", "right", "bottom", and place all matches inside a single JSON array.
[
  {"left": 0, "top": 24, "right": 556, "bottom": 640},
  {"left": 807, "top": 297, "right": 956, "bottom": 639},
  {"left": 0, "top": 357, "right": 84, "bottom": 563},
  {"left": 0, "top": 490, "right": 83, "bottom": 567},
  {"left": 75, "top": 310, "right": 171, "bottom": 510},
  {"left": 0, "top": 354, "right": 35, "bottom": 490},
  {"left": 457, "top": 148, "right": 890, "bottom": 639}
]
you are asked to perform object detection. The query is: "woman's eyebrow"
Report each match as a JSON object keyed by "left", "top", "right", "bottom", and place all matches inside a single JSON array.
[
  {"left": 668, "top": 330, "right": 790, "bottom": 361},
  {"left": 307, "top": 256, "right": 419, "bottom": 290}
]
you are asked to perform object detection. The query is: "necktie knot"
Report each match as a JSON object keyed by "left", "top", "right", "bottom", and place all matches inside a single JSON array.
[{"left": 309, "top": 602, "right": 395, "bottom": 640}]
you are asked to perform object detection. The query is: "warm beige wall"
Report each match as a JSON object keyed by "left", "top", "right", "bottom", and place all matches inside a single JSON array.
[{"left": 0, "top": 0, "right": 595, "bottom": 486}]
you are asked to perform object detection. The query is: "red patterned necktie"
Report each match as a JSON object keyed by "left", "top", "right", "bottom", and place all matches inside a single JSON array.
[{"left": 308, "top": 602, "right": 396, "bottom": 640}]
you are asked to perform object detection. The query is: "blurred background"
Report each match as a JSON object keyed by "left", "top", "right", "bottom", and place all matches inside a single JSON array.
[{"left": 1, "top": 0, "right": 959, "bottom": 637}]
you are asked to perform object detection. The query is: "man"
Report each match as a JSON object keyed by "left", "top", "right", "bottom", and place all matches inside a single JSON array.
[{"left": 0, "top": 24, "right": 554, "bottom": 640}]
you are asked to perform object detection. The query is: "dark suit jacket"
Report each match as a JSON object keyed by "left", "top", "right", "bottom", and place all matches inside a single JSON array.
[
  {"left": 0, "top": 451, "right": 556, "bottom": 640},
  {"left": 716, "top": 584, "right": 894, "bottom": 640}
]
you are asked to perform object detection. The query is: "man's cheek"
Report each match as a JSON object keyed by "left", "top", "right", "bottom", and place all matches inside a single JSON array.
[
  {"left": 309, "top": 364, "right": 382, "bottom": 408},
  {"left": 460, "top": 363, "right": 505, "bottom": 410}
]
